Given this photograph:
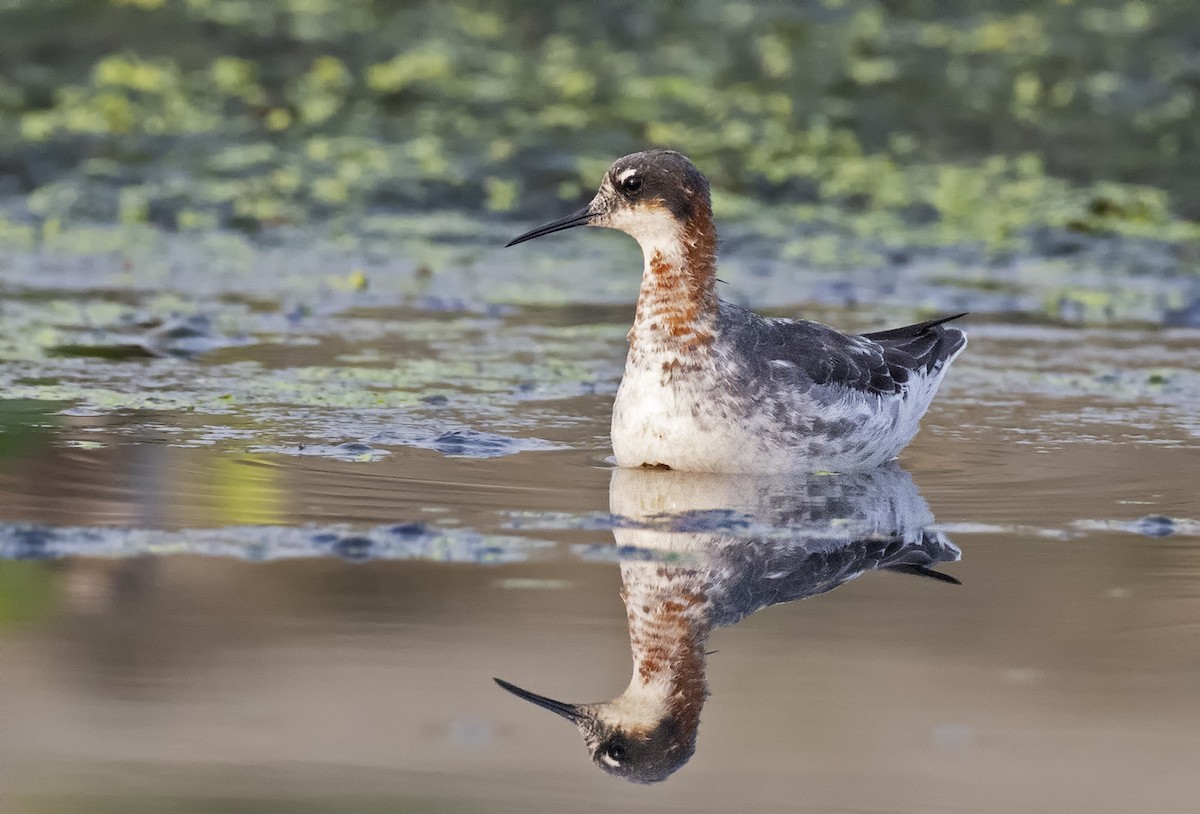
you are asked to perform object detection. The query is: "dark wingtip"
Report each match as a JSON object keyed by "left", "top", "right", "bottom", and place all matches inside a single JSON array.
[
  {"left": 860, "top": 313, "right": 968, "bottom": 342},
  {"left": 917, "top": 312, "right": 969, "bottom": 331},
  {"left": 886, "top": 564, "right": 962, "bottom": 585}
]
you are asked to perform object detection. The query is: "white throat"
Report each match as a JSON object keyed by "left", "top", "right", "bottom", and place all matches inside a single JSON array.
[{"left": 599, "top": 203, "right": 688, "bottom": 267}]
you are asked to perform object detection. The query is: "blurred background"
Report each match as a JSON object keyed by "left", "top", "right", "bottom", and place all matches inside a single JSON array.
[
  {"left": 1, "top": 0, "right": 1198, "bottom": 280},
  {"left": 2, "top": 2, "right": 1200, "bottom": 813}
]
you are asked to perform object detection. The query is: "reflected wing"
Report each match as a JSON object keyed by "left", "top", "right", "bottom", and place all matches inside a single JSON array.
[{"left": 714, "top": 529, "right": 961, "bottom": 622}]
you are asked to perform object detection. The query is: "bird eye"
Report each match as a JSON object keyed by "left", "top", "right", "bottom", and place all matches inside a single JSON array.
[
  {"left": 605, "top": 743, "right": 628, "bottom": 763},
  {"left": 619, "top": 175, "right": 642, "bottom": 195}
]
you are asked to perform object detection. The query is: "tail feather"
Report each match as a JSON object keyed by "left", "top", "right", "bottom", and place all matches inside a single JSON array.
[{"left": 862, "top": 313, "right": 967, "bottom": 375}]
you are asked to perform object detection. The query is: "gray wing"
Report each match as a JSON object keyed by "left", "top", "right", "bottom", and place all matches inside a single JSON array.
[
  {"left": 752, "top": 312, "right": 967, "bottom": 397},
  {"left": 727, "top": 529, "right": 961, "bottom": 607},
  {"left": 707, "top": 528, "right": 961, "bottom": 627}
]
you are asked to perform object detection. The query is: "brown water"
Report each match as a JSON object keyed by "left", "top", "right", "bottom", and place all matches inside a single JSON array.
[{"left": 2, "top": 237, "right": 1199, "bottom": 813}]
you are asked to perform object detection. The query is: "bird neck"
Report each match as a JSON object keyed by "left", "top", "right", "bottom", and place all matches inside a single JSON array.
[
  {"left": 611, "top": 560, "right": 712, "bottom": 737},
  {"left": 628, "top": 206, "right": 719, "bottom": 355}
]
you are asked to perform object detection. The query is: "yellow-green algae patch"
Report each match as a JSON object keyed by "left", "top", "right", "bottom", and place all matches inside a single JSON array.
[{"left": 0, "top": 0, "right": 1197, "bottom": 273}]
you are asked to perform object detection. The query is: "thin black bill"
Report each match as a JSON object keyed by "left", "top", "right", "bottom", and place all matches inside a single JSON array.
[
  {"left": 504, "top": 205, "right": 592, "bottom": 247},
  {"left": 493, "top": 677, "right": 586, "bottom": 723}
]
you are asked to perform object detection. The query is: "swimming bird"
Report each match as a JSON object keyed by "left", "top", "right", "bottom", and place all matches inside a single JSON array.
[
  {"left": 506, "top": 150, "right": 966, "bottom": 472},
  {"left": 496, "top": 464, "right": 961, "bottom": 783}
]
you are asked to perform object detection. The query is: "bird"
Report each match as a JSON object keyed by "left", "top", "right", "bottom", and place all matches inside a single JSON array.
[
  {"left": 506, "top": 149, "right": 966, "bottom": 472},
  {"left": 495, "top": 464, "right": 961, "bottom": 783}
]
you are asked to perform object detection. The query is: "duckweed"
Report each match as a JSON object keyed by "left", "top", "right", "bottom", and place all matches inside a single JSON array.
[{"left": 0, "top": 0, "right": 1195, "bottom": 270}]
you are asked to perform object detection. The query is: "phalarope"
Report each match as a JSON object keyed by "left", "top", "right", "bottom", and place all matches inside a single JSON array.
[
  {"left": 507, "top": 150, "right": 966, "bottom": 472},
  {"left": 496, "top": 465, "right": 960, "bottom": 782}
]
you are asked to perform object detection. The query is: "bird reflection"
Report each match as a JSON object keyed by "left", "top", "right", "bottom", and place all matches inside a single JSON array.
[{"left": 496, "top": 463, "right": 960, "bottom": 783}]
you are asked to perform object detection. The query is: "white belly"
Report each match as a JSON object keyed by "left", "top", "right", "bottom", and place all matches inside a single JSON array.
[
  {"left": 610, "top": 357, "right": 938, "bottom": 473},
  {"left": 611, "top": 367, "right": 743, "bottom": 471},
  {"left": 611, "top": 362, "right": 804, "bottom": 472}
]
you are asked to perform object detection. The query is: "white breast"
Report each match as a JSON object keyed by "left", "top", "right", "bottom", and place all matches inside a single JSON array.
[
  {"left": 610, "top": 350, "right": 809, "bottom": 472},
  {"left": 611, "top": 360, "right": 731, "bottom": 470},
  {"left": 611, "top": 348, "right": 953, "bottom": 473}
]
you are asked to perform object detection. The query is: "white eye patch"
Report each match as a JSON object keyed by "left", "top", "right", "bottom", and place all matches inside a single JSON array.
[{"left": 617, "top": 168, "right": 639, "bottom": 184}]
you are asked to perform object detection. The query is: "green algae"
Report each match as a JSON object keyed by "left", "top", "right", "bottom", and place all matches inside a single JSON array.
[
  {"left": 0, "top": 561, "right": 56, "bottom": 625},
  {"left": 0, "top": 283, "right": 616, "bottom": 456},
  {"left": 0, "top": 0, "right": 1197, "bottom": 271}
]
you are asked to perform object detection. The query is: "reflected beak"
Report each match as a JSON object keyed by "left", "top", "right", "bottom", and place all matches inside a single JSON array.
[
  {"left": 494, "top": 677, "right": 586, "bottom": 724},
  {"left": 504, "top": 204, "right": 594, "bottom": 247}
]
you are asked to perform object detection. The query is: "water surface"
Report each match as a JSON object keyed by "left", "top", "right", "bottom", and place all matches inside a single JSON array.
[{"left": 2, "top": 233, "right": 1199, "bottom": 813}]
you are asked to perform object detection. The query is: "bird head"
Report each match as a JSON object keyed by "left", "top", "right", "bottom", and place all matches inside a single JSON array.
[{"left": 494, "top": 676, "right": 697, "bottom": 784}]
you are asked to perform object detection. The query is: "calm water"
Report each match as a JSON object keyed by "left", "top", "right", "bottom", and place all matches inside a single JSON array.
[{"left": 2, "top": 237, "right": 1199, "bottom": 813}]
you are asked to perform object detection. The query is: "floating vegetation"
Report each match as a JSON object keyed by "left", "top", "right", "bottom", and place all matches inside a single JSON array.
[
  {"left": 0, "top": 283, "right": 609, "bottom": 457},
  {"left": 0, "top": 0, "right": 1197, "bottom": 272},
  {"left": 0, "top": 520, "right": 554, "bottom": 564}
]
